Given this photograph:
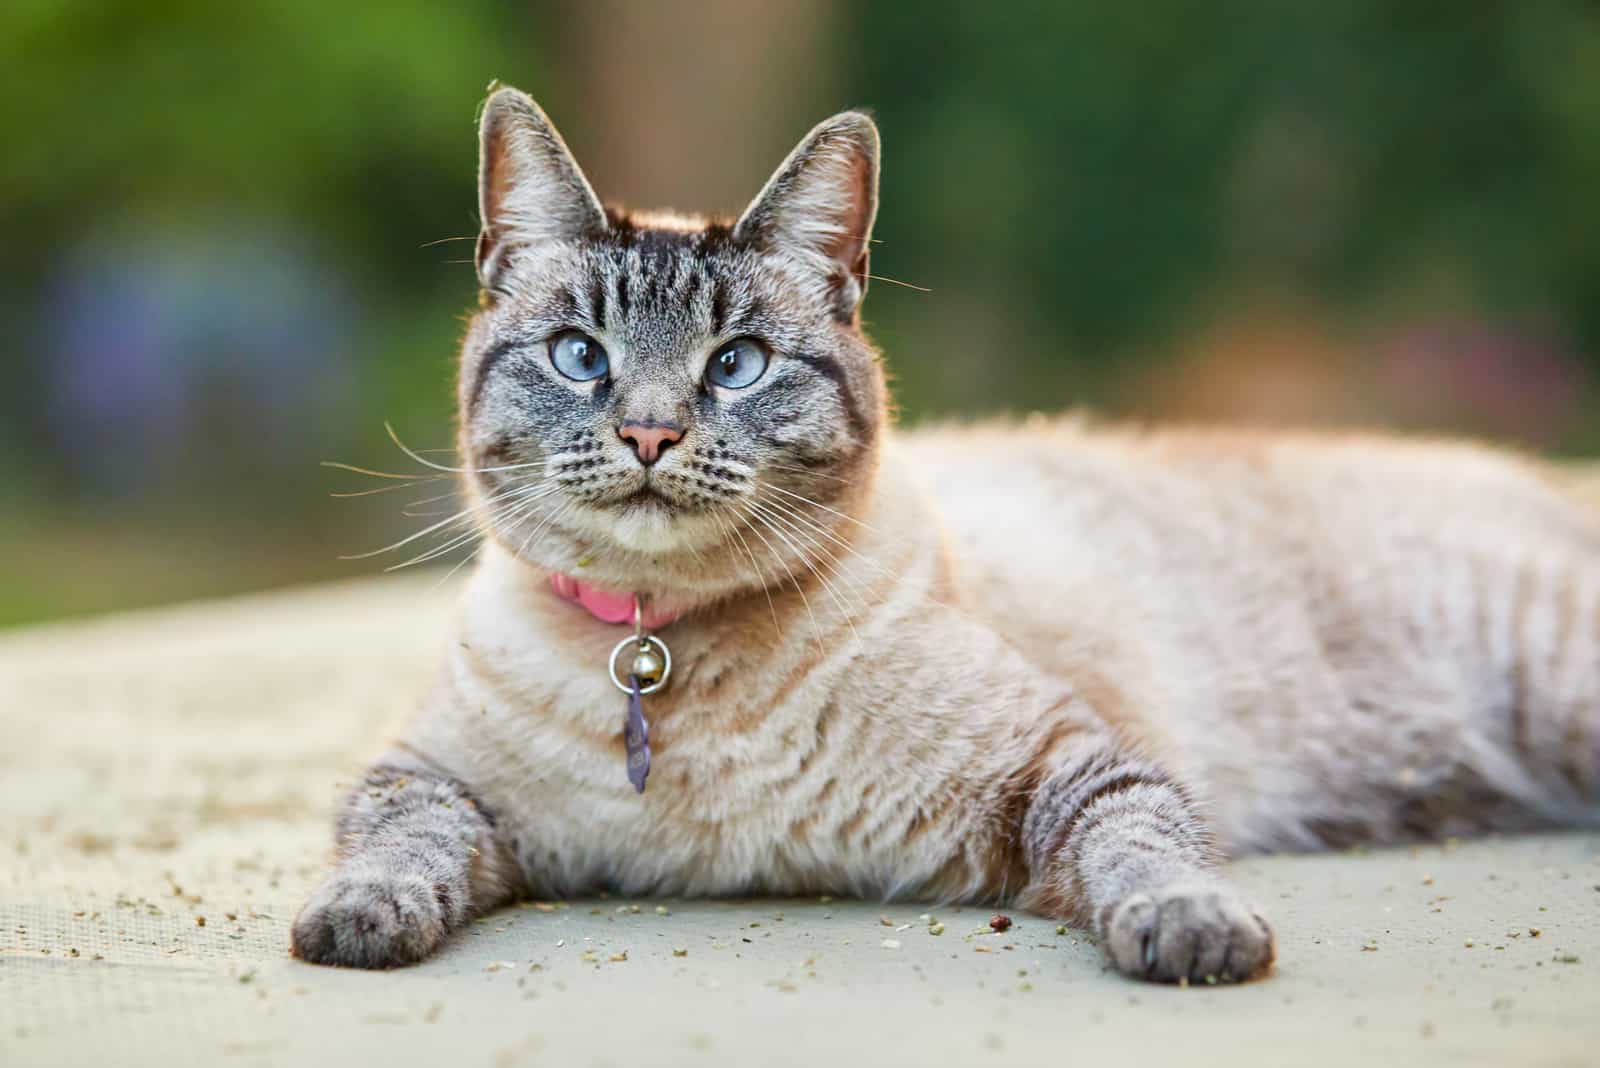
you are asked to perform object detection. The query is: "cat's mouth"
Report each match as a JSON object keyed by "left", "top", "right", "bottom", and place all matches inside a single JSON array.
[
  {"left": 612, "top": 470, "right": 725, "bottom": 515},
  {"left": 622, "top": 485, "right": 673, "bottom": 508},
  {"left": 564, "top": 478, "right": 681, "bottom": 523}
]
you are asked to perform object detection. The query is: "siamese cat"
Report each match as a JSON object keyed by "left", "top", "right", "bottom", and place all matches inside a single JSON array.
[{"left": 291, "top": 88, "right": 1600, "bottom": 983}]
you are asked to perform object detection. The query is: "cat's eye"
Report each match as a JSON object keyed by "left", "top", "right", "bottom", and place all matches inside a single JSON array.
[
  {"left": 549, "top": 330, "right": 609, "bottom": 382},
  {"left": 705, "top": 337, "right": 770, "bottom": 390}
]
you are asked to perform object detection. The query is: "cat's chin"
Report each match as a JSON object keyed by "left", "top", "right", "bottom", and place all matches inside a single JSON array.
[
  {"left": 491, "top": 529, "right": 760, "bottom": 615},
  {"left": 604, "top": 508, "right": 728, "bottom": 556},
  {"left": 532, "top": 495, "right": 737, "bottom": 559}
]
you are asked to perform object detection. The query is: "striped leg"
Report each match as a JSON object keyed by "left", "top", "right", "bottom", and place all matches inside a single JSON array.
[
  {"left": 1021, "top": 731, "right": 1275, "bottom": 983},
  {"left": 291, "top": 752, "right": 521, "bottom": 968}
]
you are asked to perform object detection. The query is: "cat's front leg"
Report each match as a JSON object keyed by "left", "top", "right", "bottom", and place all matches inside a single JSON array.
[
  {"left": 1020, "top": 730, "right": 1275, "bottom": 983},
  {"left": 291, "top": 753, "right": 521, "bottom": 968}
]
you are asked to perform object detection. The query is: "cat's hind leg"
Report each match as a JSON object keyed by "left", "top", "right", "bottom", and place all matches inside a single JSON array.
[
  {"left": 1475, "top": 554, "right": 1600, "bottom": 826},
  {"left": 291, "top": 752, "right": 521, "bottom": 968}
]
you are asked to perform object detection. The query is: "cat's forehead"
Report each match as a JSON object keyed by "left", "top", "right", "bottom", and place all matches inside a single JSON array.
[
  {"left": 585, "top": 215, "right": 743, "bottom": 323},
  {"left": 494, "top": 215, "right": 808, "bottom": 353}
]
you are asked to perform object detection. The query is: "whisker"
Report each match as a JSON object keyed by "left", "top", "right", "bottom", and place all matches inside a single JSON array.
[
  {"left": 340, "top": 479, "right": 533, "bottom": 562},
  {"left": 515, "top": 498, "right": 575, "bottom": 560},
  {"left": 399, "top": 487, "right": 473, "bottom": 517},
  {"left": 866, "top": 273, "right": 931, "bottom": 293},
  {"left": 528, "top": 501, "right": 576, "bottom": 555},
  {"left": 322, "top": 460, "right": 442, "bottom": 482},
  {"left": 763, "top": 500, "right": 887, "bottom": 610},
  {"left": 738, "top": 505, "right": 825, "bottom": 655},
  {"left": 427, "top": 491, "right": 545, "bottom": 587},
  {"left": 328, "top": 477, "right": 449, "bottom": 499},
  {"left": 386, "top": 522, "right": 486, "bottom": 571},
  {"left": 341, "top": 508, "right": 479, "bottom": 561},
  {"left": 727, "top": 513, "right": 793, "bottom": 644},
  {"left": 386, "top": 482, "right": 555, "bottom": 571},
  {"left": 756, "top": 493, "right": 890, "bottom": 579},
  {"left": 759, "top": 462, "right": 852, "bottom": 486},
  {"left": 419, "top": 235, "right": 478, "bottom": 249},
  {"left": 679, "top": 525, "right": 708, "bottom": 568},
  {"left": 748, "top": 499, "right": 875, "bottom": 616},
  {"left": 747, "top": 505, "right": 861, "bottom": 644},
  {"left": 431, "top": 544, "right": 484, "bottom": 591},
  {"left": 714, "top": 511, "right": 780, "bottom": 639},
  {"left": 758, "top": 481, "right": 879, "bottom": 534},
  {"left": 384, "top": 422, "right": 543, "bottom": 475}
]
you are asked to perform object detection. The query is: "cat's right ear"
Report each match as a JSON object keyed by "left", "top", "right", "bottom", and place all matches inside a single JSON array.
[
  {"left": 735, "top": 110, "right": 880, "bottom": 322},
  {"left": 475, "top": 87, "right": 607, "bottom": 294}
]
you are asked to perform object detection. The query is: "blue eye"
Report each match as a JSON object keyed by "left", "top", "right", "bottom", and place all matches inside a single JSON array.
[
  {"left": 549, "top": 330, "right": 608, "bottom": 381},
  {"left": 705, "top": 338, "right": 769, "bottom": 389}
]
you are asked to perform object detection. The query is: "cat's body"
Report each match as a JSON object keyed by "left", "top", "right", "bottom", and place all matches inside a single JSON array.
[
  {"left": 395, "top": 425, "right": 1600, "bottom": 895},
  {"left": 291, "top": 88, "right": 1600, "bottom": 981},
  {"left": 919, "top": 424, "right": 1600, "bottom": 852}
]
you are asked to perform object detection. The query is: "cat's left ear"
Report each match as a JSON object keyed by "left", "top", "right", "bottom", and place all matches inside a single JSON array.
[
  {"left": 475, "top": 86, "right": 608, "bottom": 294},
  {"left": 734, "top": 110, "right": 880, "bottom": 321}
]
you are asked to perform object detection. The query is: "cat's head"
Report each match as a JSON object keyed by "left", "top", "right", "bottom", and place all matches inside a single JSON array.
[{"left": 457, "top": 87, "right": 886, "bottom": 604}]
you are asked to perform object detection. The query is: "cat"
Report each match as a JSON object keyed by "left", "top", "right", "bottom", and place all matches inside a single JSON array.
[{"left": 290, "top": 86, "right": 1600, "bottom": 981}]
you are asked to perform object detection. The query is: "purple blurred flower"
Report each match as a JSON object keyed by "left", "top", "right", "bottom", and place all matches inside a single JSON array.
[
  {"left": 46, "top": 226, "right": 357, "bottom": 493},
  {"left": 1378, "top": 318, "right": 1587, "bottom": 446}
]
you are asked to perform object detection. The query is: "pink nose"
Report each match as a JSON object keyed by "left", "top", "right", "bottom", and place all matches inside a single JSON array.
[{"left": 617, "top": 421, "right": 683, "bottom": 465}]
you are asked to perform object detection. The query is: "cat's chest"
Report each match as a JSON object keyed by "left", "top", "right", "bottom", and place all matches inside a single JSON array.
[
  {"left": 492, "top": 734, "right": 853, "bottom": 896},
  {"left": 427, "top": 595, "right": 978, "bottom": 899},
  {"left": 449, "top": 673, "right": 947, "bottom": 898}
]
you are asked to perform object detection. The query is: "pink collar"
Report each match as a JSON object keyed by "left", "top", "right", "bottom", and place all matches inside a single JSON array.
[{"left": 549, "top": 574, "right": 680, "bottom": 629}]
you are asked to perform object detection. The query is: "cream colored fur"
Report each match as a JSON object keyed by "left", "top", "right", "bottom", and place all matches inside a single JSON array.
[
  {"left": 292, "top": 88, "right": 1600, "bottom": 982},
  {"left": 407, "top": 423, "right": 1600, "bottom": 908}
]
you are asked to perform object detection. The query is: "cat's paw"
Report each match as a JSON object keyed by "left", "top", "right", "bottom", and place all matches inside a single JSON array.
[
  {"left": 290, "top": 868, "right": 453, "bottom": 969},
  {"left": 1104, "top": 882, "right": 1275, "bottom": 984}
]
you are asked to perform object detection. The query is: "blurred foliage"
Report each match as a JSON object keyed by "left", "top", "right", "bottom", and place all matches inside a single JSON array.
[
  {"left": 0, "top": 0, "right": 524, "bottom": 478},
  {"left": 2, "top": 1, "right": 1599, "bottom": 626},
  {"left": 854, "top": 3, "right": 1600, "bottom": 431},
  {"left": 0, "top": 0, "right": 530, "bottom": 624}
]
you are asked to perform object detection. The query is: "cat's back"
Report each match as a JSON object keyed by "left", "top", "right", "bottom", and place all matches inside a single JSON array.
[
  {"left": 898, "top": 418, "right": 1600, "bottom": 849},
  {"left": 902, "top": 417, "right": 1597, "bottom": 590},
  {"left": 896, "top": 417, "right": 1599, "bottom": 696}
]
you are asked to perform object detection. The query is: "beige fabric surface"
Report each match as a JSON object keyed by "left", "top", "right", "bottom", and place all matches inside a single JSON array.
[{"left": 2, "top": 575, "right": 1597, "bottom": 1067}]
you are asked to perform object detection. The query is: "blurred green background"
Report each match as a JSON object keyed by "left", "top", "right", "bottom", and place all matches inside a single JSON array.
[{"left": 3, "top": 1, "right": 1598, "bottom": 627}]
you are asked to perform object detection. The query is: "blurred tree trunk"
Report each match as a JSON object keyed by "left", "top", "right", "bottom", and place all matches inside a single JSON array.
[{"left": 540, "top": 0, "right": 839, "bottom": 217}]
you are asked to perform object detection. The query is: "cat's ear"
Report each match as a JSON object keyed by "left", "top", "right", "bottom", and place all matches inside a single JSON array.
[
  {"left": 475, "top": 87, "right": 607, "bottom": 293},
  {"left": 734, "top": 110, "right": 880, "bottom": 321}
]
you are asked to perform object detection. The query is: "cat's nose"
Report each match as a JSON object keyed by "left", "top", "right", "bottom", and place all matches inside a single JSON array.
[{"left": 617, "top": 421, "right": 684, "bottom": 466}]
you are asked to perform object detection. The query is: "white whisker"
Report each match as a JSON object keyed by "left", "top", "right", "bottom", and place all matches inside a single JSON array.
[
  {"left": 515, "top": 497, "right": 575, "bottom": 560},
  {"left": 384, "top": 422, "right": 544, "bottom": 475},
  {"left": 328, "top": 477, "right": 450, "bottom": 499},
  {"left": 759, "top": 462, "right": 852, "bottom": 486},
  {"left": 341, "top": 479, "right": 536, "bottom": 562},
  {"left": 386, "top": 523, "right": 486, "bottom": 571},
  {"left": 738, "top": 504, "right": 825, "bottom": 655},
  {"left": 756, "top": 493, "right": 893, "bottom": 584},
  {"left": 747, "top": 505, "right": 861, "bottom": 645},
  {"left": 714, "top": 511, "right": 780, "bottom": 639},
  {"left": 748, "top": 498, "right": 874, "bottom": 617},
  {"left": 758, "top": 481, "right": 878, "bottom": 533},
  {"left": 401, "top": 486, "right": 471, "bottom": 517},
  {"left": 341, "top": 507, "right": 480, "bottom": 561},
  {"left": 382, "top": 482, "right": 554, "bottom": 571},
  {"left": 865, "top": 272, "right": 931, "bottom": 292},
  {"left": 322, "top": 460, "right": 445, "bottom": 482}
]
